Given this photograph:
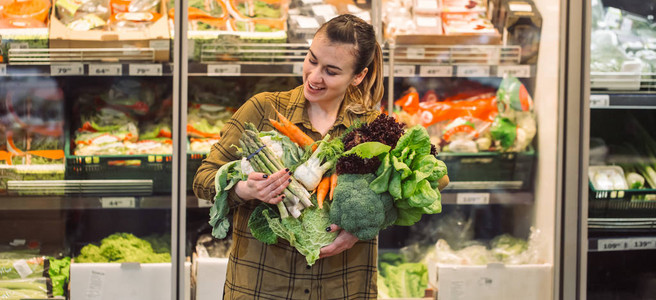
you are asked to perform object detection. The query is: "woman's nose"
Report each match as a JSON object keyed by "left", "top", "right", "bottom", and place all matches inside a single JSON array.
[{"left": 307, "top": 67, "right": 321, "bottom": 83}]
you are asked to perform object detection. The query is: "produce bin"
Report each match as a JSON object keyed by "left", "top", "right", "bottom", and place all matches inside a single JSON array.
[
  {"left": 437, "top": 149, "right": 535, "bottom": 190},
  {"left": 48, "top": 0, "right": 171, "bottom": 62},
  {"left": 0, "top": 164, "right": 65, "bottom": 194},
  {"left": 70, "top": 262, "right": 191, "bottom": 300},
  {"left": 430, "top": 263, "right": 552, "bottom": 300},
  {"left": 588, "top": 182, "right": 656, "bottom": 218},
  {"left": 194, "top": 257, "right": 228, "bottom": 300}
]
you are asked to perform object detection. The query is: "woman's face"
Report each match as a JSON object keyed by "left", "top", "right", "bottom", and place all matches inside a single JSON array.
[{"left": 302, "top": 33, "right": 368, "bottom": 105}]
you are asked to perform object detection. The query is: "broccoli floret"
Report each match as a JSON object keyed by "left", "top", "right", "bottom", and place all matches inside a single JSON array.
[{"left": 329, "top": 173, "right": 397, "bottom": 240}]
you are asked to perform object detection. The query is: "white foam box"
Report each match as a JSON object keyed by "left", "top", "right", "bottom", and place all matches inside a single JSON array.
[
  {"left": 194, "top": 257, "right": 228, "bottom": 300},
  {"left": 70, "top": 262, "right": 191, "bottom": 300},
  {"left": 431, "top": 262, "right": 552, "bottom": 300}
]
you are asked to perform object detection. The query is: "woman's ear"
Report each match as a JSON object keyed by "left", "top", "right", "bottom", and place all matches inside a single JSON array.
[{"left": 352, "top": 67, "right": 368, "bottom": 86}]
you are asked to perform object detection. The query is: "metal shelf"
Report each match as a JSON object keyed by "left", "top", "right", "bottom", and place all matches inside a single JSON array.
[
  {"left": 590, "top": 93, "right": 656, "bottom": 109},
  {"left": 441, "top": 188, "right": 533, "bottom": 205},
  {"left": 0, "top": 194, "right": 199, "bottom": 210},
  {"left": 0, "top": 62, "right": 173, "bottom": 77}
]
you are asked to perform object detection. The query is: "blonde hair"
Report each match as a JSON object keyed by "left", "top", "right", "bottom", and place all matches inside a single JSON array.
[{"left": 316, "top": 14, "right": 384, "bottom": 114}]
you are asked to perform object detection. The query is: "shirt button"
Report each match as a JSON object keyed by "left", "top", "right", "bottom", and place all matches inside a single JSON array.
[
  {"left": 304, "top": 289, "right": 310, "bottom": 294},
  {"left": 306, "top": 265, "right": 311, "bottom": 270}
]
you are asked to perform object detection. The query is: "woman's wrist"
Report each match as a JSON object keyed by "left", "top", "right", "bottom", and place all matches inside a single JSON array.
[{"left": 234, "top": 180, "right": 254, "bottom": 200}]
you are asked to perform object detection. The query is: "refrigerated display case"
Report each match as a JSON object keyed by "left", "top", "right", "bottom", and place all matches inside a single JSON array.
[
  {"left": 0, "top": 0, "right": 567, "bottom": 299},
  {"left": 564, "top": 0, "right": 656, "bottom": 299}
]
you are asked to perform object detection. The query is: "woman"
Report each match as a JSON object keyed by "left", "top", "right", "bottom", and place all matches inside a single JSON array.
[{"left": 193, "top": 14, "right": 384, "bottom": 299}]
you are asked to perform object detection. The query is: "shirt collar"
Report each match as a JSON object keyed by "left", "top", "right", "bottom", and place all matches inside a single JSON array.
[{"left": 286, "top": 85, "right": 357, "bottom": 132}]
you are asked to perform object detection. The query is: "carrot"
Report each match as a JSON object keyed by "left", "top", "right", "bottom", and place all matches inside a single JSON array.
[
  {"left": 269, "top": 119, "right": 297, "bottom": 144},
  {"left": 316, "top": 176, "right": 331, "bottom": 209},
  {"left": 329, "top": 172, "right": 338, "bottom": 201},
  {"left": 272, "top": 108, "right": 317, "bottom": 152}
]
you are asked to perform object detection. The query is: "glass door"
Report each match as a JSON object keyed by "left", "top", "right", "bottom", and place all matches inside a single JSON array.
[{"left": 0, "top": 0, "right": 179, "bottom": 296}]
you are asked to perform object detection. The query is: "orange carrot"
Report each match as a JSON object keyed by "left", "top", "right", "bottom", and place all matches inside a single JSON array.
[
  {"left": 272, "top": 108, "right": 317, "bottom": 152},
  {"left": 329, "top": 172, "right": 338, "bottom": 201},
  {"left": 316, "top": 176, "right": 331, "bottom": 209},
  {"left": 269, "top": 119, "right": 297, "bottom": 144}
]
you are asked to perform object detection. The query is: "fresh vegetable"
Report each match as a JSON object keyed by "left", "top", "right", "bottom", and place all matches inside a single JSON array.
[
  {"left": 271, "top": 108, "right": 316, "bottom": 152},
  {"left": 329, "top": 172, "right": 338, "bottom": 201},
  {"left": 237, "top": 123, "right": 313, "bottom": 218},
  {"left": 248, "top": 196, "right": 337, "bottom": 265},
  {"left": 49, "top": 257, "right": 71, "bottom": 297},
  {"left": 316, "top": 175, "right": 330, "bottom": 208},
  {"left": 75, "top": 233, "right": 170, "bottom": 263},
  {"left": 293, "top": 134, "right": 343, "bottom": 191},
  {"left": 329, "top": 173, "right": 397, "bottom": 240},
  {"left": 378, "top": 252, "right": 428, "bottom": 299},
  {"left": 0, "top": 257, "right": 45, "bottom": 280}
]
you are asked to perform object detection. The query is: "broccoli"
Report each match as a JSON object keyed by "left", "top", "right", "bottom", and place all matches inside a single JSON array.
[{"left": 329, "top": 173, "right": 398, "bottom": 240}]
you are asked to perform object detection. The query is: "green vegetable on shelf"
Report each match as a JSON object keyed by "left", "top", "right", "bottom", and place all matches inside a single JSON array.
[
  {"left": 75, "top": 233, "right": 171, "bottom": 263},
  {"left": 237, "top": 0, "right": 281, "bottom": 18}
]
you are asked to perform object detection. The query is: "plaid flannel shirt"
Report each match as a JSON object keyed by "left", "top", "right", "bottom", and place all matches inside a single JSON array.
[{"left": 193, "top": 85, "right": 380, "bottom": 299}]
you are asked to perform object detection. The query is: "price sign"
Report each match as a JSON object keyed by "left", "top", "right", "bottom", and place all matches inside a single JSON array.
[
  {"left": 457, "top": 65, "right": 490, "bottom": 77},
  {"left": 51, "top": 63, "right": 84, "bottom": 76},
  {"left": 393, "top": 65, "right": 415, "bottom": 77},
  {"left": 628, "top": 237, "right": 656, "bottom": 250},
  {"left": 0, "top": 64, "right": 6, "bottom": 76},
  {"left": 292, "top": 62, "right": 304, "bottom": 75},
  {"left": 497, "top": 65, "right": 531, "bottom": 78},
  {"left": 101, "top": 197, "right": 136, "bottom": 208},
  {"left": 597, "top": 238, "right": 629, "bottom": 252},
  {"left": 89, "top": 64, "right": 122, "bottom": 76},
  {"left": 420, "top": 66, "right": 452, "bottom": 77},
  {"left": 406, "top": 47, "right": 425, "bottom": 59},
  {"left": 208, "top": 64, "right": 241, "bottom": 76},
  {"left": 590, "top": 94, "right": 610, "bottom": 108},
  {"left": 129, "top": 64, "right": 162, "bottom": 76},
  {"left": 456, "top": 193, "right": 490, "bottom": 205}
]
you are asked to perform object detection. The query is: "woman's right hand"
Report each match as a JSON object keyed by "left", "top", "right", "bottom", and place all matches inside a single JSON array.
[{"left": 234, "top": 168, "right": 292, "bottom": 204}]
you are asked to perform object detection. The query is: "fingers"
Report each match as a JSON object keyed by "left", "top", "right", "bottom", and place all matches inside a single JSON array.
[
  {"left": 246, "top": 168, "right": 292, "bottom": 203},
  {"left": 325, "top": 224, "right": 341, "bottom": 233}
]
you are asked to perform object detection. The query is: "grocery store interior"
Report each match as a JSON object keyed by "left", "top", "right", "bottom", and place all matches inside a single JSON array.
[{"left": 1, "top": 0, "right": 656, "bottom": 299}]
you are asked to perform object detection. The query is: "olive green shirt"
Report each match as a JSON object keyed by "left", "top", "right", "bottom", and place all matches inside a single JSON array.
[{"left": 193, "top": 85, "right": 380, "bottom": 299}]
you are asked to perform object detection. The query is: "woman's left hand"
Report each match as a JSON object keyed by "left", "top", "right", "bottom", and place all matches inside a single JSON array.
[{"left": 319, "top": 224, "right": 358, "bottom": 258}]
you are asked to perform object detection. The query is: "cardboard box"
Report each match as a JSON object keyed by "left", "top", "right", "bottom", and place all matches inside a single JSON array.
[
  {"left": 498, "top": 0, "right": 541, "bottom": 64},
  {"left": 70, "top": 262, "right": 191, "bottom": 300},
  {"left": 430, "top": 262, "right": 552, "bottom": 300},
  {"left": 194, "top": 257, "right": 228, "bottom": 300},
  {"left": 49, "top": 5, "right": 171, "bottom": 62}
]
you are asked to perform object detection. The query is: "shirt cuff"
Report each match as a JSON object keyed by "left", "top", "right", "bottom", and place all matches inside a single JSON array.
[{"left": 227, "top": 187, "right": 247, "bottom": 208}]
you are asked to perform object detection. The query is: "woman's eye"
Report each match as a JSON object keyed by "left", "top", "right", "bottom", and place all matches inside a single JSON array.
[
  {"left": 309, "top": 59, "right": 317, "bottom": 65},
  {"left": 325, "top": 69, "right": 336, "bottom": 76}
]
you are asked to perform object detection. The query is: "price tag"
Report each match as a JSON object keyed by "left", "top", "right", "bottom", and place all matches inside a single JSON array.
[
  {"left": 129, "top": 64, "right": 162, "bottom": 76},
  {"left": 0, "top": 64, "right": 6, "bottom": 76},
  {"left": 497, "top": 65, "right": 531, "bottom": 78},
  {"left": 628, "top": 237, "right": 656, "bottom": 250},
  {"left": 292, "top": 62, "right": 304, "bottom": 75},
  {"left": 89, "top": 64, "right": 122, "bottom": 76},
  {"left": 406, "top": 47, "right": 425, "bottom": 59},
  {"left": 597, "top": 238, "right": 629, "bottom": 252},
  {"left": 456, "top": 193, "right": 490, "bottom": 205},
  {"left": 101, "top": 197, "right": 136, "bottom": 208},
  {"left": 208, "top": 64, "right": 241, "bottom": 76},
  {"left": 590, "top": 94, "right": 610, "bottom": 108},
  {"left": 456, "top": 65, "right": 490, "bottom": 77},
  {"left": 393, "top": 65, "right": 415, "bottom": 77},
  {"left": 420, "top": 66, "right": 453, "bottom": 77},
  {"left": 51, "top": 63, "right": 84, "bottom": 76}
]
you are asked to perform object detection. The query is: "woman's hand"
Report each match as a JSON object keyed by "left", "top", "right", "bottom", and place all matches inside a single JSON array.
[
  {"left": 234, "top": 169, "right": 291, "bottom": 204},
  {"left": 319, "top": 225, "right": 359, "bottom": 258}
]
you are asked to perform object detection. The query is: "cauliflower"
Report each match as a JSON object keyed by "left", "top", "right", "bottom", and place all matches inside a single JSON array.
[{"left": 329, "top": 173, "right": 397, "bottom": 240}]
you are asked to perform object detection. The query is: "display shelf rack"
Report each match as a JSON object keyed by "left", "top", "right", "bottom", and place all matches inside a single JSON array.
[
  {"left": 588, "top": 233, "right": 656, "bottom": 252},
  {"left": 0, "top": 194, "right": 199, "bottom": 210},
  {"left": 590, "top": 92, "right": 656, "bottom": 109},
  {"left": 0, "top": 62, "right": 172, "bottom": 76}
]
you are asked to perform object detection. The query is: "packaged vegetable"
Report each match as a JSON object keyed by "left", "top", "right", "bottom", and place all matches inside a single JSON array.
[
  {"left": 589, "top": 165, "right": 628, "bottom": 191},
  {"left": 2, "top": 0, "right": 51, "bottom": 23},
  {"left": 0, "top": 17, "right": 46, "bottom": 28},
  {"left": 108, "top": 11, "right": 162, "bottom": 30}
]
